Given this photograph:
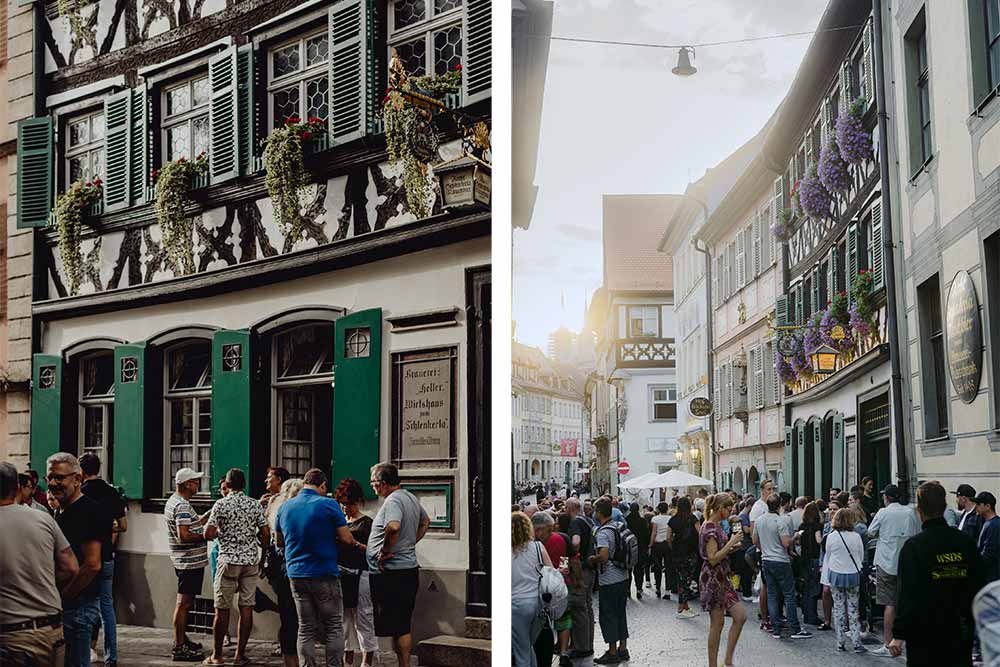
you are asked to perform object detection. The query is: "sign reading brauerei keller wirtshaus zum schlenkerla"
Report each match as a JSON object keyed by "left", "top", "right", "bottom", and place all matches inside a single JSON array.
[
  {"left": 946, "top": 270, "right": 983, "bottom": 403},
  {"left": 401, "top": 357, "right": 453, "bottom": 460}
]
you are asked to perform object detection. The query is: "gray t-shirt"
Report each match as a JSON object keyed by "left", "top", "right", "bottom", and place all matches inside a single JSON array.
[
  {"left": 367, "top": 489, "right": 429, "bottom": 571},
  {"left": 756, "top": 512, "right": 792, "bottom": 563},
  {"left": 594, "top": 522, "right": 629, "bottom": 586},
  {"left": 0, "top": 504, "right": 69, "bottom": 624}
]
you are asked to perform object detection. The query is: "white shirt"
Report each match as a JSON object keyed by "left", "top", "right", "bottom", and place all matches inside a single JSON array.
[
  {"left": 650, "top": 514, "right": 670, "bottom": 543},
  {"left": 867, "top": 501, "right": 920, "bottom": 575},
  {"left": 787, "top": 508, "right": 804, "bottom": 532},
  {"left": 824, "top": 529, "right": 865, "bottom": 575},
  {"left": 749, "top": 498, "right": 769, "bottom": 524}
]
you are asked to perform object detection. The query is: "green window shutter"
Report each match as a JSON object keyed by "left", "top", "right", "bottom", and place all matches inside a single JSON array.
[
  {"left": 832, "top": 414, "right": 845, "bottom": 490},
  {"left": 840, "top": 60, "right": 854, "bottom": 108},
  {"left": 236, "top": 44, "right": 258, "bottom": 177},
  {"left": 113, "top": 344, "right": 147, "bottom": 498},
  {"left": 775, "top": 295, "right": 788, "bottom": 327},
  {"left": 463, "top": 0, "right": 492, "bottom": 104},
  {"left": 794, "top": 284, "right": 803, "bottom": 325},
  {"left": 209, "top": 47, "right": 239, "bottom": 184},
  {"left": 847, "top": 221, "right": 859, "bottom": 298},
  {"left": 783, "top": 426, "right": 793, "bottom": 493},
  {"left": 329, "top": 0, "right": 371, "bottom": 145},
  {"left": 17, "top": 117, "right": 53, "bottom": 228},
  {"left": 334, "top": 308, "right": 382, "bottom": 500},
  {"left": 773, "top": 175, "right": 784, "bottom": 218},
  {"left": 863, "top": 18, "right": 875, "bottom": 106},
  {"left": 795, "top": 422, "right": 806, "bottom": 496},
  {"left": 810, "top": 267, "right": 820, "bottom": 314},
  {"left": 804, "top": 129, "right": 813, "bottom": 167},
  {"left": 30, "top": 354, "right": 64, "bottom": 469},
  {"left": 103, "top": 91, "right": 132, "bottom": 211},
  {"left": 828, "top": 246, "right": 838, "bottom": 303},
  {"left": 812, "top": 419, "right": 822, "bottom": 499},
  {"left": 211, "top": 330, "right": 252, "bottom": 494},
  {"left": 129, "top": 86, "right": 150, "bottom": 205},
  {"left": 870, "top": 199, "right": 884, "bottom": 291}
]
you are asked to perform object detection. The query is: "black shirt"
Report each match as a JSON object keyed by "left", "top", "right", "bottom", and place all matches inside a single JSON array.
[
  {"left": 568, "top": 516, "right": 593, "bottom": 563},
  {"left": 57, "top": 494, "right": 110, "bottom": 602},
  {"left": 81, "top": 478, "right": 126, "bottom": 562},
  {"left": 337, "top": 514, "right": 372, "bottom": 572},
  {"left": 800, "top": 520, "right": 822, "bottom": 560},
  {"left": 669, "top": 514, "right": 698, "bottom": 558},
  {"left": 894, "top": 517, "right": 984, "bottom": 660}
]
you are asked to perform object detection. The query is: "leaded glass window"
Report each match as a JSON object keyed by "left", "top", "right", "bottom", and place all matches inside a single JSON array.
[
  {"left": 162, "top": 76, "right": 210, "bottom": 163},
  {"left": 268, "top": 31, "right": 329, "bottom": 128},
  {"left": 65, "top": 111, "right": 105, "bottom": 185},
  {"left": 165, "top": 341, "right": 212, "bottom": 492}
]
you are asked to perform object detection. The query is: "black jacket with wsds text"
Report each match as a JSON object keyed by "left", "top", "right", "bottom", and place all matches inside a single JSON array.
[{"left": 893, "top": 517, "right": 985, "bottom": 653}]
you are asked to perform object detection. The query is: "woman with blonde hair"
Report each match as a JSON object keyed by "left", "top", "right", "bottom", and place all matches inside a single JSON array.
[
  {"left": 824, "top": 508, "right": 866, "bottom": 654},
  {"left": 512, "top": 511, "right": 552, "bottom": 667},
  {"left": 265, "top": 477, "right": 305, "bottom": 667},
  {"left": 699, "top": 493, "right": 747, "bottom": 667}
]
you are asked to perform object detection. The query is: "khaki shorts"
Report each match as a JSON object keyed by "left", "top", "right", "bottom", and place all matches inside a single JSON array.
[
  {"left": 875, "top": 566, "right": 897, "bottom": 606},
  {"left": 0, "top": 624, "right": 65, "bottom": 667},
  {"left": 214, "top": 562, "right": 259, "bottom": 610}
]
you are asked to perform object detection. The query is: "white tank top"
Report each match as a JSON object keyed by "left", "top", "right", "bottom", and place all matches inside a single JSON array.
[{"left": 512, "top": 542, "right": 543, "bottom": 601}]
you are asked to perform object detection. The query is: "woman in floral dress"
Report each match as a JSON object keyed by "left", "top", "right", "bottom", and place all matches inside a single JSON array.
[{"left": 699, "top": 494, "right": 748, "bottom": 667}]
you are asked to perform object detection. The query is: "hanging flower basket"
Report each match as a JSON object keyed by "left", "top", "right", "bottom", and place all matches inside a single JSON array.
[
  {"left": 849, "top": 269, "right": 878, "bottom": 342},
  {"left": 771, "top": 207, "right": 793, "bottom": 242},
  {"left": 818, "top": 136, "right": 851, "bottom": 194},
  {"left": 789, "top": 179, "right": 802, "bottom": 219},
  {"left": 383, "top": 57, "right": 462, "bottom": 220},
  {"left": 55, "top": 179, "right": 102, "bottom": 296},
  {"left": 798, "top": 164, "right": 833, "bottom": 220},
  {"left": 820, "top": 291, "right": 854, "bottom": 354},
  {"left": 154, "top": 153, "right": 209, "bottom": 276},
  {"left": 835, "top": 97, "right": 874, "bottom": 165},
  {"left": 262, "top": 116, "right": 326, "bottom": 246},
  {"left": 775, "top": 349, "right": 797, "bottom": 388}
]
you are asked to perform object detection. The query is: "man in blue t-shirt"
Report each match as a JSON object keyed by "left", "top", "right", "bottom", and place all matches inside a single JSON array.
[{"left": 274, "top": 468, "right": 365, "bottom": 667}]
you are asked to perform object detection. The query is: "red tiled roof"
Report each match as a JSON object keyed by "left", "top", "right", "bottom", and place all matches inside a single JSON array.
[{"left": 602, "top": 194, "right": 679, "bottom": 292}]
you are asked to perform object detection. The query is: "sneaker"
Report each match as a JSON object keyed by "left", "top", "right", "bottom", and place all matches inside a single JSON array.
[
  {"left": 91, "top": 651, "right": 100, "bottom": 664},
  {"left": 681, "top": 609, "right": 699, "bottom": 618},
  {"left": 567, "top": 649, "right": 594, "bottom": 659},
  {"left": 636, "top": 590, "right": 643, "bottom": 600},
  {"left": 172, "top": 645, "right": 205, "bottom": 662},
  {"left": 617, "top": 649, "right": 630, "bottom": 661},
  {"left": 816, "top": 623, "right": 832, "bottom": 631},
  {"left": 559, "top": 655, "right": 573, "bottom": 667},
  {"left": 593, "top": 651, "right": 621, "bottom": 665},
  {"left": 771, "top": 632, "right": 782, "bottom": 639},
  {"left": 838, "top": 645, "right": 846, "bottom": 652},
  {"left": 870, "top": 645, "right": 896, "bottom": 657},
  {"left": 790, "top": 631, "right": 813, "bottom": 639},
  {"left": 855, "top": 646, "right": 869, "bottom": 655},
  {"left": 183, "top": 640, "right": 204, "bottom": 652}
]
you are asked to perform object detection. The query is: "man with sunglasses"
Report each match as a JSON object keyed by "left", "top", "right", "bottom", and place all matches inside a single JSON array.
[
  {"left": 366, "top": 463, "right": 430, "bottom": 667},
  {"left": 46, "top": 452, "right": 110, "bottom": 667}
]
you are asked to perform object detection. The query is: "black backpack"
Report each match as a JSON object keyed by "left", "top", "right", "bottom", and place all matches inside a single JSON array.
[{"left": 598, "top": 521, "right": 639, "bottom": 570}]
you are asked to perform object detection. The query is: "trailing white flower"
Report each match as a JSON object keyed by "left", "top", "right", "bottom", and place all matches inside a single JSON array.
[
  {"left": 54, "top": 179, "right": 101, "bottom": 296},
  {"left": 154, "top": 154, "right": 208, "bottom": 276}
]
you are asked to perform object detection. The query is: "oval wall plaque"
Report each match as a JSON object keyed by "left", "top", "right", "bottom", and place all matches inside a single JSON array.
[
  {"left": 946, "top": 270, "right": 982, "bottom": 404},
  {"left": 689, "top": 396, "right": 713, "bottom": 418}
]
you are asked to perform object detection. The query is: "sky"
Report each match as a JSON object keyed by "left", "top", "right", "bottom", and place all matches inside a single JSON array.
[{"left": 512, "top": 0, "right": 828, "bottom": 351}]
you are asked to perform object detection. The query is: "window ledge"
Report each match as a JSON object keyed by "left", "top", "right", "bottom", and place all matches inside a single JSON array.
[
  {"left": 908, "top": 153, "right": 934, "bottom": 185},
  {"left": 919, "top": 435, "right": 955, "bottom": 458},
  {"left": 987, "top": 430, "right": 1000, "bottom": 452}
]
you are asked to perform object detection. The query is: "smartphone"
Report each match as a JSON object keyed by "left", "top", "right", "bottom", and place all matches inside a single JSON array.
[
  {"left": 732, "top": 521, "right": 743, "bottom": 535},
  {"left": 559, "top": 556, "right": 569, "bottom": 570}
]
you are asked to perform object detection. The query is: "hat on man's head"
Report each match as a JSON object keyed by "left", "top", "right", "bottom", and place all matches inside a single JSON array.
[
  {"left": 881, "top": 484, "right": 901, "bottom": 500},
  {"left": 175, "top": 468, "right": 205, "bottom": 486},
  {"left": 974, "top": 492, "right": 997, "bottom": 509},
  {"left": 952, "top": 484, "right": 977, "bottom": 498}
]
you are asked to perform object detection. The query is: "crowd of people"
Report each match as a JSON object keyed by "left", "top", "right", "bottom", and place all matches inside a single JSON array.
[
  {"left": 0, "top": 455, "right": 431, "bottom": 667},
  {"left": 511, "top": 477, "right": 1000, "bottom": 667}
]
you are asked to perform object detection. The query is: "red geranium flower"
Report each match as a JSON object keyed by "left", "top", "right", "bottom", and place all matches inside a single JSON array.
[
  {"left": 151, "top": 169, "right": 159, "bottom": 180},
  {"left": 302, "top": 130, "right": 312, "bottom": 140},
  {"left": 455, "top": 63, "right": 462, "bottom": 71},
  {"left": 93, "top": 178, "right": 102, "bottom": 187}
]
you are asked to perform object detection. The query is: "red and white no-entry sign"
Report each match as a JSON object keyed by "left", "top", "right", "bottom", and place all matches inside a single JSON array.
[{"left": 617, "top": 460, "right": 631, "bottom": 476}]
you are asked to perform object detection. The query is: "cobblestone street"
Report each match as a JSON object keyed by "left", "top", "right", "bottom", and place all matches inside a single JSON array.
[{"left": 571, "top": 584, "right": 890, "bottom": 667}]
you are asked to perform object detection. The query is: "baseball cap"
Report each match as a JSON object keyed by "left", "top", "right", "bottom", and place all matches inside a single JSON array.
[
  {"left": 974, "top": 492, "right": 997, "bottom": 508},
  {"left": 175, "top": 468, "right": 205, "bottom": 486},
  {"left": 952, "top": 484, "right": 977, "bottom": 498},
  {"left": 881, "top": 484, "right": 901, "bottom": 500}
]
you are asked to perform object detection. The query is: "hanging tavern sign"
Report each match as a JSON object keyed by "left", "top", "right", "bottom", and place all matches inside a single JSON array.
[{"left": 945, "top": 270, "right": 982, "bottom": 403}]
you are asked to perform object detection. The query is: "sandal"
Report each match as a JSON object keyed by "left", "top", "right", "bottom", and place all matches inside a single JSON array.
[{"left": 202, "top": 659, "right": 225, "bottom": 666}]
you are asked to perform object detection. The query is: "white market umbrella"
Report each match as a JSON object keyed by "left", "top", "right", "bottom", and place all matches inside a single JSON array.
[
  {"left": 634, "top": 469, "right": 713, "bottom": 489},
  {"left": 616, "top": 472, "right": 658, "bottom": 489}
]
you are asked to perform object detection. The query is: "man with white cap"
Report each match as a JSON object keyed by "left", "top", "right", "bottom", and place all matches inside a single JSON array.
[{"left": 164, "top": 467, "right": 211, "bottom": 661}]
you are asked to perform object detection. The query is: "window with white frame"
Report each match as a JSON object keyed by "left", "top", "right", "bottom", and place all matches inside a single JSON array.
[
  {"left": 65, "top": 111, "right": 105, "bottom": 184},
  {"left": 79, "top": 353, "right": 115, "bottom": 475},
  {"left": 627, "top": 305, "right": 660, "bottom": 338},
  {"left": 272, "top": 323, "right": 335, "bottom": 477},
  {"left": 650, "top": 385, "right": 677, "bottom": 421},
  {"left": 162, "top": 75, "right": 210, "bottom": 162},
  {"left": 165, "top": 342, "right": 212, "bottom": 491},
  {"left": 268, "top": 31, "right": 329, "bottom": 128},
  {"left": 390, "top": 0, "right": 464, "bottom": 79}
]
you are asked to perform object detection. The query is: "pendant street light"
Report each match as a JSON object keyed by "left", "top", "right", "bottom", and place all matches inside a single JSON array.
[
  {"left": 675, "top": 448, "right": 683, "bottom": 463},
  {"left": 810, "top": 343, "right": 840, "bottom": 375},
  {"left": 672, "top": 47, "right": 697, "bottom": 76}
]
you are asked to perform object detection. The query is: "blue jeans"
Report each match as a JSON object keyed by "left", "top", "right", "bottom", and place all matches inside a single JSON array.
[
  {"left": 511, "top": 596, "right": 538, "bottom": 667},
  {"left": 96, "top": 560, "right": 118, "bottom": 661},
  {"left": 802, "top": 558, "right": 821, "bottom": 625},
  {"left": 762, "top": 560, "right": 801, "bottom": 634},
  {"left": 64, "top": 595, "right": 101, "bottom": 667}
]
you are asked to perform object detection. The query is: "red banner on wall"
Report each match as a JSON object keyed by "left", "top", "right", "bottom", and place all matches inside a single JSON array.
[{"left": 559, "top": 439, "right": 578, "bottom": 457}]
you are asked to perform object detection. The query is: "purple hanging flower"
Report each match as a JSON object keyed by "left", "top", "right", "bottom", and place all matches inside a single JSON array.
[
  {"left": 835, "top": 97, "right": 874, "bottom": 165},
  {"left": 802, "top": 316, "right": 822, "bottom": 356},
  {"left": 849, "top": 302, "right": 872, "bottom": 338},
  {"left": 771, "top": 207, "right": 793, "bottom": 242},
  {"left": 818, "top": 137, "right": 851, "bottom": 194},
  {"left": 775, "top": 350, "right": 796, "bottom": 386},
  {"left": 798, "top": 164, "right": 833, "bottom": 220}
]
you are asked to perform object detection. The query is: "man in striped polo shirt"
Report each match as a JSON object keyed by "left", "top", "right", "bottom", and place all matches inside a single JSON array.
[{"left": 164, "top": 468, "right": 211, "bottom": 661}]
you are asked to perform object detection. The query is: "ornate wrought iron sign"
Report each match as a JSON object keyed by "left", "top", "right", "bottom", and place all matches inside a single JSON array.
[
  {"left": 777, "top": 332, "right": 800, "bottom": 358},
  {"left": 946, "top": 270, "right": 982, "bottom": 403}
]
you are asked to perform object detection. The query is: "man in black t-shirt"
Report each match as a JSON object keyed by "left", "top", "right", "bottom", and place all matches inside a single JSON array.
[
  {"left": 80, "top": 453, "right": 126, "bottom": 666},
  {"left": 564, "top": 497, "right": 595, "bottom": 659},
  {"left": 48, "top": 452, "right": 110, "bottom": 667}
]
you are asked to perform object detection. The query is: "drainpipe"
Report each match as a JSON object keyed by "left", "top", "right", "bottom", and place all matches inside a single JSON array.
[
  {"left": 872, "top": 0, "right": 911, "bottom": 500},
  {"left": 687, "top": 196, "right": 717, "bottom": 488}
]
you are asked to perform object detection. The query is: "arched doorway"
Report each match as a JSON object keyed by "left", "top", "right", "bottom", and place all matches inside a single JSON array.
[
  {"left": 821, "top": 413, "right": 835, "bottom": 498},
  {"left": 531, "top": 459, "right": 540, "bottom": 478},
  {"left": 803, "top": 419, "right": 817, "bottom": 499},
  {"left": 734, "top": 467, "right": 744, "bottom": 495},
  {"left": 792, "top": 419, "right": 804, "bottom": 496},
  {"left": 747, "top": 466, "right": 760, "bottom": 498}
]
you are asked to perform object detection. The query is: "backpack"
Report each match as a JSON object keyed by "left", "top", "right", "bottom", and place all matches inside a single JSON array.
[
  {"left": 535, "top": 543, "right": 568, "bottom": 618},
  {"left": 599, "top": 521, "right": 639, "bottom": 571}
]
